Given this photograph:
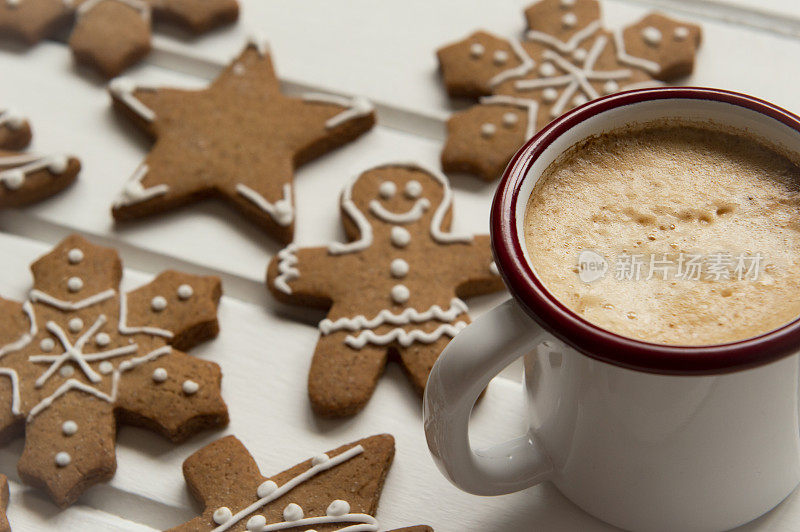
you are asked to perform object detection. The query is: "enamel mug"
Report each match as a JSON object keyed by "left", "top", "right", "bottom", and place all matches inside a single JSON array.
[{"left": 424, "top": 88, "right": 800, "bottom": 532}]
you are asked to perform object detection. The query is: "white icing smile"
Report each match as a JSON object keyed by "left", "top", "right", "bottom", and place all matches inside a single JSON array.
[{"left": 368, "top": 198, "right": 430, "bottom": 224}]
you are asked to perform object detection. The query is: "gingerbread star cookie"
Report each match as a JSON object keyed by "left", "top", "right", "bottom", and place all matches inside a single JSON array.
[
  {"left": 110, "top": 37, "right": 376, "bottom": 244},
  {"left": 170, "top": 434, "right": 432, "bottom": 532},
  {"left": 0, "top": 234, "right": 228, "bottom": 507},
  {"left": 267, "top": 163, "right": 504, "bottom": 417},
  {"left": 437, "top": 0, "right": 701, "bottom": 180},
  {"left": 0, "top": 0, "right": 239, "bottom": 78},
  {"left": 1, "top": 109, "right": 80, "bottom": 208}
]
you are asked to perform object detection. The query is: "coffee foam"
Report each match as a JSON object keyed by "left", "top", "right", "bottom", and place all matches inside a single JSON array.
[{"left": 524, "top": 121, "right": 800, "bottom": 346}]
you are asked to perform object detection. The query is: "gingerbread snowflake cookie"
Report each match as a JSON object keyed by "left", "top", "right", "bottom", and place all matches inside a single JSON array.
[
  {"left": 110, "top": 37, "right": 376, "bottom": 244},
  {"left": 0, "top": 0, "right": 239, "bottom": 78},
  {"left": 170, "top": 434, "right": 432, "bottom": 532},
  {"left": 0, "top": 234, "right": 228, "bottom": 507},
  {"left": 437, "top": 0, "right": 701, "bottom": 180},
  {"left": 1, "top": 109, "right": 80, "bottom": 208},
  {"left": 267, "top": 163, "right": 504, "bottom": 417}
]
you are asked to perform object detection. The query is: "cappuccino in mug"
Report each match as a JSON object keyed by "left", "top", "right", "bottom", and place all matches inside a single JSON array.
[{"left": 524, "top": 123, "right": 800, "bottom": 345}]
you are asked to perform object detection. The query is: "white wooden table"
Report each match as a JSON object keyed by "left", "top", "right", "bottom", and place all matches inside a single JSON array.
[{"left": 1, "top": 0, "right": 800, "bottom": 530}]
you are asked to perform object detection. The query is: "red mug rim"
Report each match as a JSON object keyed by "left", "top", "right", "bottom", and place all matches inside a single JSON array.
[{"left": 491, "top": 87, "right": 800, "bottom": 375}]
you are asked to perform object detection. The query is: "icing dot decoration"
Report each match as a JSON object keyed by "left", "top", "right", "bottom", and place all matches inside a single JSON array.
[
  {"left": 182, "top": 379, "right": 199, "bottom": 395},
  {"left": 562, "top": 12, "right": 577, "bottom": 29},
  {"left": 572, "top": 48, "right": 587, "bottom": 62},
  {"left": 233, "top": 63, "right": 246, "bottom": 76},
  {"left": 177, "top": 284, "right": 193, "bottom": 300},
  {"left": 643, "top": 26, "right": 662, "bottom": 46},
  {"left": 391, "top": 226, "right": 411, "bottom": 248},
  {"left": 151, "top": 296, "right": 167, "bottom": 312},
  {"left": 502, "top": 112, "right": 518, "bottom": 127},
  {"left": 543, "top": 88, "right": 558, "bottom": 102},
  {"left": 68, "top": 248, "right": 84, "bottom": 264},
  {"left": 3, "top": 170, "right": 24, "bottom": 190},
  {"left": 326, "top": 499, "right": 351, "bottom": 517},
  {"left": 572, "top": 94, "right": 588, "bottom": 107},
  {"left": 560, "top": 0, "right": 576, "bottom": 6},
  {"left": 55, "top": 451, "right": 71, "bottom": 467},
  {"left": 95, "top": 332, "right": 111, "bottom": 346},
  {"left": 378, "top": 181, "right": 396, "bottom": 199},
  {"left": 539, "top": 62, "right": 556, "bottom": 77},
  {"left": 67, "top": 276, "right": 83, "bottom": 292},
  {"left": 68, "top": 318, "right": 83, "bottom": 333},
  {"left": 152, "top": 367, "right": 168, "bottom": 383},
  {"left": 674, "top": 26, "right": 690, "bottom": 41},
  {"left": 48, "top": 155, "right": 69, "bottom": 174},
  {"left": 62, "top": 420, "right": 78, "bottom": 436},
  {"left": 390, "top": 258, "right": 409, "bottom": 278},
  {"left": 391, "top": 284, "right": 410, "bottom": 304},
  {"left": 257, "top": 480, "right": 278, "bottom": 498},
  {"left": 60, "top": 365, "right": 74, "bottom": 378},
  {"left": 311, "top": 453, "right": 330, "bottom": 466},
  {"left": 246, "top": 515, "right": 266, "bottom": 531},
  {"left": 40, "top": 338, "right": 55, "bottom": 352},
  {"left": 469, "top": 42, "right": 485, "bottom": 59},
  {"left": 480, "top": 123, "right": 496, "bottom": 138},
  {"left": 493, "top": 50, "right": 509, "bottom": 65},
  {"left": 283, "top": 503, "right": 304, "bottom": 522},
  {"left": 404, "top": 180, "right": 422, "bottom": 199},
  {"left": 213, "top": 507, "right": 233, "bottom": 525},
  {"left": 99, "top": 361, "right": 113, "bottom": 375},
  {"left": 603, "top": 80, "right": 620, "bottom": 94}
]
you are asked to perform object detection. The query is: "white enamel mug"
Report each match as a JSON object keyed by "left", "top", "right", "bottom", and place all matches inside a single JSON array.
[{"left": 424, "top": 88, "right": 800, "bottom": 532}]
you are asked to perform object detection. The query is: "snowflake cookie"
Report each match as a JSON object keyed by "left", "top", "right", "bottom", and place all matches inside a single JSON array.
[
  {"left": 110, "top": 37, "right": 376, "bottom": 245},
  {"left": 169, "top": 434, "right": 432, "bottom": 532},
  {"left": 0, "top": 0, "right": 239, "bottom": 78},
  {"left": 0, "top": 108, "right": 80, "bottom": 208},
  {"left": 267, "top": 163, "right": 504, "bottom": 417},
  {"left": 0, "top": 234, "right": 228, "bottom": 507},
  {"left": 437, "top": 0, "right": 702, "bottom": 180}
]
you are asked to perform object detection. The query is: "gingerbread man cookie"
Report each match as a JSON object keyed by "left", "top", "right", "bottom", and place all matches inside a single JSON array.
[
  {"left": 437, "top": 0, "right": 701, "bottom": 181},
  {"left": 267, "top": 163, "right": 504, "bottom": 417},
  {"left": 0, "top": 234, "right": 228, "bottom": 507},
  {"left": 0, "top": 109, "right": 80, "bottom": 208},
  {"left": 170, "top": 434, "right": 432, "bottom": 532},
  {"left": 110, "top": 37, "right": 376, "bottom": 244},
  {"left": 0, "top": 0, "right": 238, "bottom": 78}
]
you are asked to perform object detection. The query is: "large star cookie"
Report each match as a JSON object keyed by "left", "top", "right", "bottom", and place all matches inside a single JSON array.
[
  {"left": 437, "top": 0, "right": 701, "bottom": 180},
  {"left": 0, "top": 234, "right": 228, "bottom": 506},
  {"left": 0, "top": 0, "right": 239, "bottom": 78},
  {"left": 267, "top": 163, "right": 504, "bottom": 417},
  {"left": 0, "top": 108, "right": 80, "bottom": 208},
  {"left": 170, "top": 434, "right": 432, "bottom": 532},
  {"left": 110, "top": 37, "right": 376, "bottom": 244}
]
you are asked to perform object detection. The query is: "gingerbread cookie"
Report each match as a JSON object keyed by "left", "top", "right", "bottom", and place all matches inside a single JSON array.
[
  {"left": 110, "top": 37, "right": 376, "bottom": 244},
  {"left": 437, "top": 0, "right": 701, "bottom": 180},
  {"left": 0, "top": 0, "right": 239, "bottom": 78},
  {"left": 0, "top": 234, "right": 228, "bottom": 507},
  {"left": 0, "top": 475, "right": 8, "bottom": 532},
  {"left": 267, "top": 163, "right": 504, "bottom": 417},
  {"left": 1, "top": 110, "right": 80, "bottom": 208},
  {"left": 170, "top": 434, "right": 432, "bottom": 531}
]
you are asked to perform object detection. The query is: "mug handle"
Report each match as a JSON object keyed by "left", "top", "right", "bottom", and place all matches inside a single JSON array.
[{"left": 424, "top": 298, "right": 554, "bottom": 495}]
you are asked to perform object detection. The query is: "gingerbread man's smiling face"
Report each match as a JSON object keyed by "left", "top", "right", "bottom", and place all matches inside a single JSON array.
[{"left": 348, "top": 166, "right": 447, "bottom": 232}]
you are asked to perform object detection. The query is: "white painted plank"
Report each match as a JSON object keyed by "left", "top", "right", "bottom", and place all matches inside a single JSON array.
[{"left": 147, "top": 0, "right": 800, "bottom": 121}]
